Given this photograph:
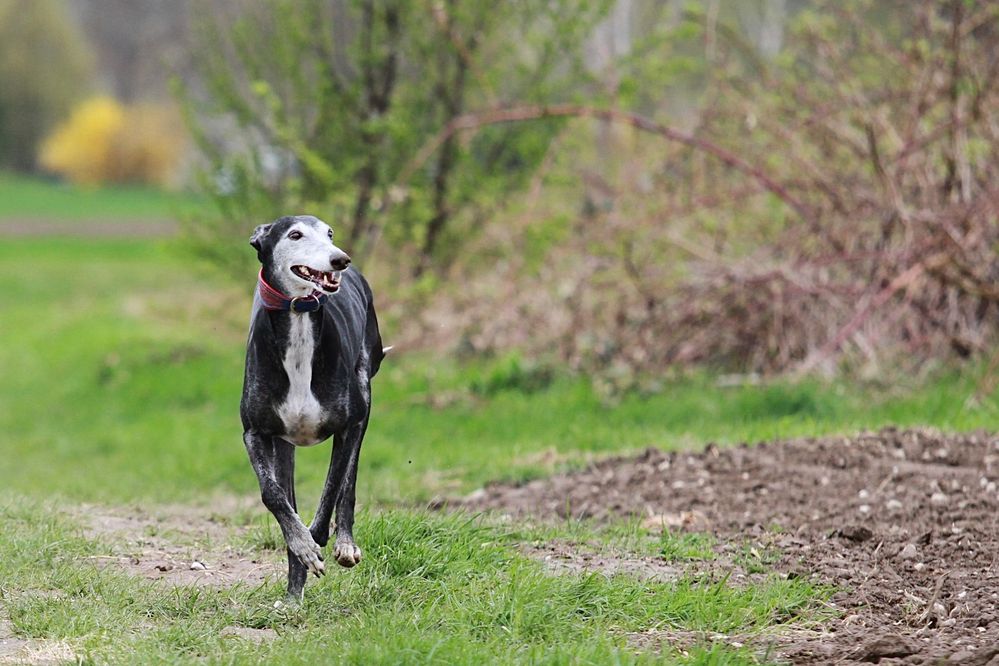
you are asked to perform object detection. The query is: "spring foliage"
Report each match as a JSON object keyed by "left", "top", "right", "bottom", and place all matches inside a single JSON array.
[
  {"left": 428, "top": 0, "right": 999, "bottom": 384},
  {"left": 181, "top": 0, "right": 999, "bottom": 383},
  {"left": 0, "top": 0, "right": 93, "bottom": 171},
  {"left": 39, "top": 96, "right": 186, "bottom": 187},
  {"left": 179, "top": 0, "right": 610, "bottom": 276}
]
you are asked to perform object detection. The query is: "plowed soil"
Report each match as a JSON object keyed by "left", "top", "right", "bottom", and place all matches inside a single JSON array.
[{"left": 464, "top": 428, "right": 999, "bottom": 664}]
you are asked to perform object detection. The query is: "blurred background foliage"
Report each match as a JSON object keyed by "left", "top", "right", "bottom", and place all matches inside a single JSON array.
[
  {"left": 2, "top": 0, "right": 999, "bottom": 393},
  {"left": 178, "top": 0, "right": 612, "bottom": 276},
  {"left": 0, "top": 0, "right": 93, "bottom": 171},
  {"left": 39, "top": 96, "right": 186, "bottom": 187},
  {"left": 4, "top": 5, "right": 999, "bottom": 660}
]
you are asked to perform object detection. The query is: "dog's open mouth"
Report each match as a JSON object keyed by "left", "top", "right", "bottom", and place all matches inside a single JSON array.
[{"left": 291, "top": 265, "right": 341, "bottom": 293}]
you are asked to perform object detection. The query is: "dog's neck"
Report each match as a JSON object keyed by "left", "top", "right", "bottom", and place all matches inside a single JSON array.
[{"left": 258, "top": 268, "right": 327, "bottom": 313}]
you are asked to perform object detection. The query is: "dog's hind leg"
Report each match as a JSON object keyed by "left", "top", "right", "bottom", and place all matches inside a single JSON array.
[
  {"left": 332, "top": 416, "right": 368, "bottom": 567},
  {"left": 243, "top": 431, "right": 325, "bottom": 590},
  {"left": 309, "top": 442, "right": 339, "bottom": 549},
  {"left": 274, "top": 440, "right": 309, "bottom": 601},
  {"left": 310, "top": 416, "right": 369, "bottom": 568}
]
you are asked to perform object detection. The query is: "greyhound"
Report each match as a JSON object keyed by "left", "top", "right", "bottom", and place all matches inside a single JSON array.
[{"left": 240, "top": 214, "right": 385, "bottom": 601}]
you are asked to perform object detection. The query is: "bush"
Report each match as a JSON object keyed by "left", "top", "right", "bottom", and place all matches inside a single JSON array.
[
  {"left": 0, "top": 0, "right": 93, "bottom": 171},
  {"left": 38, "top": 97, "right": 122, "bottom": 186},
  {"left": 413, "top": 0, "right": 999, "bottom": 384},
  {"left": 179, "top": 0, "right": 610, "bottom": 278},
  {"left": 468, "top": 354, "right": 554, "bottom": 396},
  {"left": 38, "top": 96, "right": 186, "bottom": 187}
]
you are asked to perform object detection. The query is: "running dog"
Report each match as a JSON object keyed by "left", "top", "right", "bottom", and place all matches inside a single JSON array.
[{"left": 240, "top": 215, "right": 385, "bottom": 601}]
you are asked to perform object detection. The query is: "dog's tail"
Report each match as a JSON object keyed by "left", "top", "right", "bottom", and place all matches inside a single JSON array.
[{"left": 370, "top": 344, "right": 392, "bottom": 378}]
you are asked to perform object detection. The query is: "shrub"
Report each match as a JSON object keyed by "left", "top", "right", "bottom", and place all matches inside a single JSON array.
[
  {"left": 39, "top": 96, "right": 186, "bottom": 187},
  {"left": 413, "top": 0, "right": 999, "bottom": 384},
  {"left": 38, "top": 97, "right": 123, "bottom": 186},
  {"left": 178, "top": 0, "right": 610, "bottom": 278},
  {"left": 0, "top": 0, "right": 94, "bottom": 171}
]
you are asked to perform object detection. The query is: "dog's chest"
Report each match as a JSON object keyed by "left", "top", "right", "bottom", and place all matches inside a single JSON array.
[{"left": 277, "top": 315, "right": 326, "bottom": 446}]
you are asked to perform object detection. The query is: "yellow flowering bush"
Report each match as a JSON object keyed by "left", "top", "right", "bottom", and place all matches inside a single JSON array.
[{"left": 39, "top": 96, "right": 185, "bottom": 187}]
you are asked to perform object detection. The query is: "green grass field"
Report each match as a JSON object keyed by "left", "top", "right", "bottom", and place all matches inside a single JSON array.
[
  {"left": 2, "top": 235, "right": 997, "bottom": 663},
  {"left": 0, "top": 172, "right": 197, "bottom": 223}
]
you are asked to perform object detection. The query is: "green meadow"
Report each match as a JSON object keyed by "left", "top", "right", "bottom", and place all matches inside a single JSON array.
[
  {"left": 0, "top": 172, "right": 197, "bottom": 222},
  {"left": 1, "top": 231, "right": 997, "bottom": 664},
  {"left": 4, "top": 238, "right": 997, "bottom": 506}
]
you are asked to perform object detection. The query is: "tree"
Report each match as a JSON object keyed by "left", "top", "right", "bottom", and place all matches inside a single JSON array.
[
  {"left": 431, "top": 0, "right": 999, "bottom": 382},
  {"left": 0, "top": 0, "right": 93, "bottom": 172},
  {"left": 71, "top": 0, "right": 190, "bottom": 103},
  {"left": 179, "top": 0, "right": 609, "bottom": 276}
]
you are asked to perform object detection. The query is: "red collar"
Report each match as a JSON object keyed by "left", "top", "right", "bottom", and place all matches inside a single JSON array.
[{"left": 257, "top": 269, "right": 328, "bottom": 313}]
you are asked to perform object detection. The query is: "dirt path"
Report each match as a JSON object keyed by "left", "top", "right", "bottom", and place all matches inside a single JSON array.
[
  {"left": 0, "top": 502, "right": 282, "bottom": 663},
  {"left": 463, "top": 427, "right": 999, "bottom": 664},
  {"left": 0, "top": 218, "right": 176, "bottom": 237},
  {"left": 0, "top": 619, "right": 74, "bottom": 666},
  {"left": 76, "top": 500, "right": 283, "bottom": 588}
]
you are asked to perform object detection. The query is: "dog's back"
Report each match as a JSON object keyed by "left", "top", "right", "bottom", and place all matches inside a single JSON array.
[{"left": 319, "top": 267, "right": 384, "bottom": 380}]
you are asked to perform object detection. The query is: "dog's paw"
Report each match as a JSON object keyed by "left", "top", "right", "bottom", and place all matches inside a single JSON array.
[
  {"left": 333, "top": 537, "right": 363, "bottom": 568},
  {"left": 287, "top": 532, "right": 325, "bottom": 577}
]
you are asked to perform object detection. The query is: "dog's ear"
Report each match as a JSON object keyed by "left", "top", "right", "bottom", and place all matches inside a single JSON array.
[{"left": 249, "top": 223, "right": 273, "bottom": 252}]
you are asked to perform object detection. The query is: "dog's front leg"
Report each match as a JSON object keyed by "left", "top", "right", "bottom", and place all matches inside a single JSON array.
[
  {"left": 243, "top": 431, "right": 325, "bottom": 591},
  {"left": 272, "top": 439, "right": 310, "bottom": 600},
  {"left": 310, "top": 418, "right": 367, "bottom": 568}
]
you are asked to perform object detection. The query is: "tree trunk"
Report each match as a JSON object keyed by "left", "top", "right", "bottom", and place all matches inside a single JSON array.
[
  {"left": 351, "top": 1, "right": 399, "bottom": 252},
  {"left": 416, "top": 0, "right": 469, "bottom": 276}
]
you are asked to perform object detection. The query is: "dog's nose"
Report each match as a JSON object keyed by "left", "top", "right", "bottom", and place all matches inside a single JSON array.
[{"left": 330, "top": 253, "right": 351, "bottom": 271}]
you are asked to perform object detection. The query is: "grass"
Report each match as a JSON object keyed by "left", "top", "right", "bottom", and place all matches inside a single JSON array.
[
  {"left": 2, "top": 236, "right": 997, "bottom": 505},
  {"left": 1, "top": 497, "right": 817, "bottom": 664},
  {"left": 659, "top": 531, "right": 717, "bottom": 563},
  {"left": 0, "top": 172, "right": 197, "bottom": 222},
  {"left": 1, "top": 235, "right": 996, "bottom": 663}
]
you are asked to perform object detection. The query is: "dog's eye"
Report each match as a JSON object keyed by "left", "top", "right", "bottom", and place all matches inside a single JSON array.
[
  {"left": 327, "top": 230, "right": 334, "bottom": 240},
  {"left": 288, "top": 231, "right": 303, "bottom": 240}
]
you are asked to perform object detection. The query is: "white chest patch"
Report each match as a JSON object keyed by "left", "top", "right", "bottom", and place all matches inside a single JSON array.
[{"left": 277, "top": 315, "right": 326, "bottom": 446}]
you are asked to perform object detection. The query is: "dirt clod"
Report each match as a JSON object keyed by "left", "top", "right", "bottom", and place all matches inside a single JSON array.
[
  {"left": 834, "top": 525, "right": 873, "bottom": 542},
  {"left": 463, "top": 427, "right": 999, "bottom": 663},
  {"left": 856, "top": 634, "right": 920, "bottom": 662}
]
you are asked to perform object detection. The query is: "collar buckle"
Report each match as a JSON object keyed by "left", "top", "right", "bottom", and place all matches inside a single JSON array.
[{"left": 289, "top": 296, "right": 316, "bottom": 313}]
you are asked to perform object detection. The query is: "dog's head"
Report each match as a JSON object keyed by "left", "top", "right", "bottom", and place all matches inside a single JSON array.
[{"left": 250, "top": 215, "right": 351, "bottom": 296}]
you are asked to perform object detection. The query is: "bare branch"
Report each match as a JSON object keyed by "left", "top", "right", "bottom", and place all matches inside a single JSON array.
[{"left": 397, "top": 104, "right": 813, "bottom": 220}]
